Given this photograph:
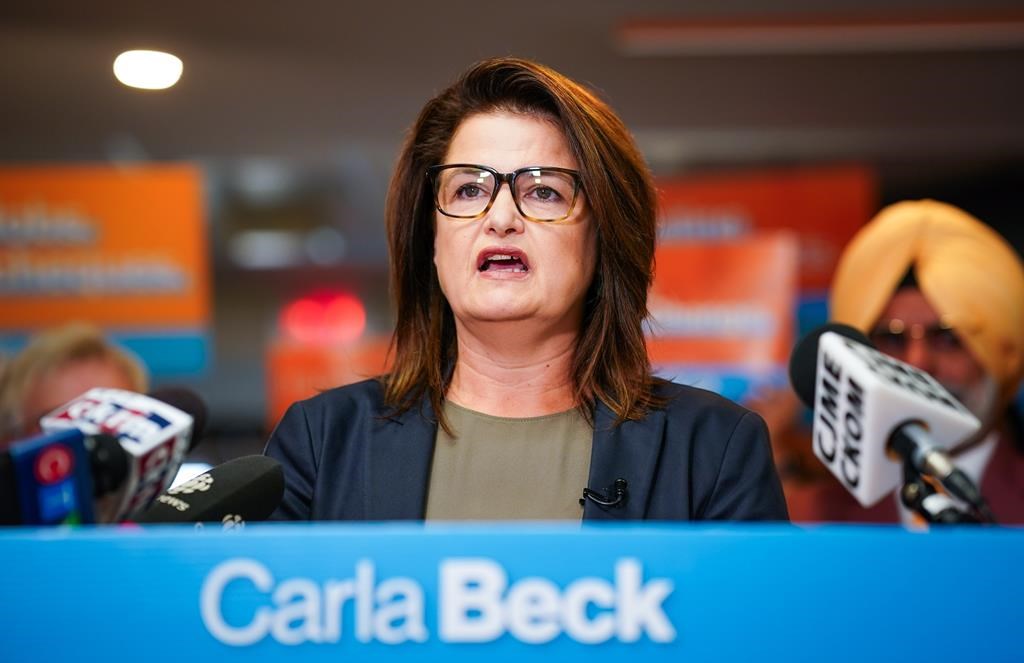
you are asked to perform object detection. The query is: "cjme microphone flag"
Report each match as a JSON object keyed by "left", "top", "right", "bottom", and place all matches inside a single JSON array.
[{"left": 812, "top": 331, "right": 978, "bottom": 506}]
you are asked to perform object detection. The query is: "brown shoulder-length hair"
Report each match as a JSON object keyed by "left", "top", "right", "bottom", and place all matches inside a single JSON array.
[{"left": 383, "top": 57, "right": 662, "bottom": 429}]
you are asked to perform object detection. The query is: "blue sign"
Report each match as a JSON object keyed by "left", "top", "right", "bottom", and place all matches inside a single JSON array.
[
  {"left": 0, "top": 329, "right": 209, "bottom": 379},
  {"left": 0, "top": 524, "right": 1019, "bottom": 661},
  {"left": 7, "top": 428, "right": 95, "bottom": 525}
]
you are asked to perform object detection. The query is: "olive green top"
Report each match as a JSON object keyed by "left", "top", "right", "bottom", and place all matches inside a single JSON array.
[{"left": 424, "top": 400, "right": 593, "bottom": 521}]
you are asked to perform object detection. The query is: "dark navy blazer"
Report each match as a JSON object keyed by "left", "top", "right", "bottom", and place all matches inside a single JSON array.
[{"left": 264, "top": 378, "right": 789, "bottom": 522}]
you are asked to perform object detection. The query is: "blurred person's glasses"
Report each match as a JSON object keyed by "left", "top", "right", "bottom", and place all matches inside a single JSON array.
[
  {"left": 427, "top": 164, "right": 583, "bottom": 223},
  {"left": 869, "top": 318, "right": 964, "bottom": 356}
]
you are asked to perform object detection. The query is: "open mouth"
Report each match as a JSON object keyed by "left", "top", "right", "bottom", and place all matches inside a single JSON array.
[{"left": 477, "top": 249, "right": 530, "bottom": 273}]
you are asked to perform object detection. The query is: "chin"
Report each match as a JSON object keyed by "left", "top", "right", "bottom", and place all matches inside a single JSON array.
[
  {"left": 455, "top": 292, "right": 536, "bottom": 321},
  {"left": 464, "top": 307, "right": 536, "bottom": 323}
]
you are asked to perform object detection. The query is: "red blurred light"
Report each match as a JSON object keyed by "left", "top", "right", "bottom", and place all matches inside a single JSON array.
[
  {"left": 324, "top": 295, "right": 366, "bottom": 343},
  {"left": 281, "top": 293, "right": 366, "bottom": 345},
  {"left": 282, "top": 300, "right": 323, "bottom": 344}
]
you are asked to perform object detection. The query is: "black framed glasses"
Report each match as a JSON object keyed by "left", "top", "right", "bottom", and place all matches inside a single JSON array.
[{"left": 427, "top": 164, "right": 583, "bottom": 222}]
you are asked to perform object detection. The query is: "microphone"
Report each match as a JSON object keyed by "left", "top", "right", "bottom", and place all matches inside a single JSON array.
[
  {"left": 0, "top": 429, "right": 96, "bottom": 525},
  {"left": 39, "top": 387, "right": 206, "bottom": 522},
  {"left": 134, "top": 455, "right": 284, "bottom": 526},
  {"left": 788, "top": 323, "right": 985, "bottom": 514},
  {"left": 0, "top": 429, "right": 130, "bottom": 525},
  {"left": 149, "top": 387, "right": 208, "bottom": 450},
  {"left": 900, "top": 467, "right": 981, "bottom": 525},
  {"left": 580, "top": 478, "right": 629, "bottom": 508}
]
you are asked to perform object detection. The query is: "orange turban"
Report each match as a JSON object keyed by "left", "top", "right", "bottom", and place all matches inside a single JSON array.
[{"left": 830, "top": 199, "right": 1024, "bottom": 405}]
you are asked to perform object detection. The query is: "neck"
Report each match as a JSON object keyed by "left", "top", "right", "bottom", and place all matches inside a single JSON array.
[{"left": 446, "top": 318, "right": 580, "bottom": 417}]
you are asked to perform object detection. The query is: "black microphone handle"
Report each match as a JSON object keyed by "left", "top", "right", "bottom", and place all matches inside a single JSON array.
[
  {"left": 924, "top": 495, "right": 981, "bottom": 524},
  {"left": 85, "top": 433, "right": 129, "bottom": 497},
  {"left": 903, "top": 485, "right": 980, "bottom": 524},
  {"left": 148, "top": 387, "right": 208, "bottom": 452},
  {"left": 0, "top": 453, "right": 19, "bottom": 525},
  {"left": 889, "top": 422, "right": 994, "bottom": 522},
  {"left": 900, "top": 466, "right": 981, "bottom": 525}
]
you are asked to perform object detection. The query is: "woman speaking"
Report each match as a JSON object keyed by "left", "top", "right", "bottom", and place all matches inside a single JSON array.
[{"left": 265, "top": 58, "right": 788, "bottom": 522}]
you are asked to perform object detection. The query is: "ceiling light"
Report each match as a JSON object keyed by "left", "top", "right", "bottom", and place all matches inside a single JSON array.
[{"left": 113, "top": 50, "right": 183, "bottom": 90}]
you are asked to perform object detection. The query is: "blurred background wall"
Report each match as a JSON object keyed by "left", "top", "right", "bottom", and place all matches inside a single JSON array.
[{"left": 1, "top": 0, "right": 1022, "bottom": 468}]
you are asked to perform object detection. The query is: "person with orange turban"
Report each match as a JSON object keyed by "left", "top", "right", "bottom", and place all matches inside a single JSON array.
[{"left": 830, "top": 199, "right": 1024, "bottom": 523}]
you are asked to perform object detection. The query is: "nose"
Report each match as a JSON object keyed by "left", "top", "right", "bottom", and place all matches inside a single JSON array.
[
  {"left": 484, "top": 182, "right": 524, "bottom": 236},
  {"left": 902, "top": 337, "right": 934, "bottom": 374}
]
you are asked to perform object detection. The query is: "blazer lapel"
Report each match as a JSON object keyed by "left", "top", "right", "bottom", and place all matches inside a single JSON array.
[
  {"left": 583, "top": 401, "right": 667, "bottom": 521},
  {"left": 363, "top": 397, "right": 437, "bottom": 520}
]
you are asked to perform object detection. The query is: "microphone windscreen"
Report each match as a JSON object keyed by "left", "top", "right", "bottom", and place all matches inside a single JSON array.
[
  {"left": 88, "top": 433, "right": 129, "bottom": 497},
  {"left": 148, "top": 387, "right": 208, "bottom": 451},
  {"left": 789, "top": 322, "right": 871, "bottom": 407},
  {"left": 136, "top": 455, "right": 284, "bottom": 524}
]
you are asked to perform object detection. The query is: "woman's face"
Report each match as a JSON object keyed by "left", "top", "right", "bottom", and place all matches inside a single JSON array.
[{"left": 433, "top": 111, "right": 596, "bottom": 332}]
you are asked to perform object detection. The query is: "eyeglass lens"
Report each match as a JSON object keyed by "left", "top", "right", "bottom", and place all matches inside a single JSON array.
[
  {"left": 870, "top": 322, "right": 963, "bottom": 355},
  {"left": 434, "top": 167, "right": 577, "bottom": 220}
]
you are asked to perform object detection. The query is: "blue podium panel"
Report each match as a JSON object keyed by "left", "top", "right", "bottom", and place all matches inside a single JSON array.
[{"left": 0, "top": 524, "right": 1019, "bottom": 662}]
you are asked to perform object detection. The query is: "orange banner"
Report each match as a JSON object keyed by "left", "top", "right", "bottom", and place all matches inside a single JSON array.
[
  {"left": 265, "top": 336, "right": 392, "bottom": 432},
  {"left": 0, "top": 165, "right": 209, "bottom": 329},
  {"left": 647, "top": 233, "right": 798, "bottom": 368},
  {"left": 658, "top": 164, "right": 876, "bottom": 291}
]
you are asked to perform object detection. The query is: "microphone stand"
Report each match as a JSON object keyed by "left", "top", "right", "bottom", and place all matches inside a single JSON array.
[{"left": 899, "top": 463, "right": 985, "bottom": 525}]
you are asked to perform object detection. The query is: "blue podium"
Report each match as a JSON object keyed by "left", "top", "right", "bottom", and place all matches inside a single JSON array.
[{"left": 0, "top": 523, "right": 1019, "bottom": 661}]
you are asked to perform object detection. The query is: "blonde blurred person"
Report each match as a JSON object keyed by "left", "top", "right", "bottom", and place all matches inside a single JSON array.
[{"left": 0, "top": 323, "right": 148, "bottom": 447}]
